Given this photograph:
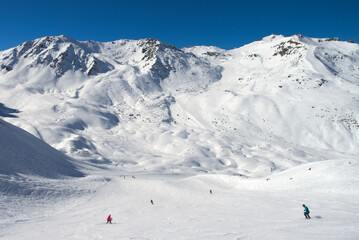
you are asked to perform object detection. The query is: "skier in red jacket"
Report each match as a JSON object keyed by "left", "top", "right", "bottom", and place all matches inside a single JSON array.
[{"left": 106, "top": 214, "right": 112, "bottom": 224}]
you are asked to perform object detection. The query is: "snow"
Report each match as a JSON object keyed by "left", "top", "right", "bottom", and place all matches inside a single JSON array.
[
  {"left": 0, "top": 34, "right": 359, "bottom": 239},
  {"left": 1, "top": 163, "right": 359, "bottom": 239},
  {"left": 0, "top": 119, "right": 83, "bottom": 179}
]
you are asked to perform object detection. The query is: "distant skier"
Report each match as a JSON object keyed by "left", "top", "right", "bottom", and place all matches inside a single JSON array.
[
  {"left": 303, "top": 204, "right": 310, "bottom": 219},
  {"left": 106, "top": 214, "right": 112, "bottom": 224},
  {"left": 210, "top": 190, "right": 212, "bottom": 194},
  {"left": 150, "top": 200, "right": 154, "bottom": 205}
]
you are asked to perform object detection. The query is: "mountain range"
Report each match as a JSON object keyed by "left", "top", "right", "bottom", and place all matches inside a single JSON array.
[
  {"left": 1, "top": 34, "right": 359, "bottom": 240},
  {"left": 0, "top": 34, "right": 358, "bottom": 177}
]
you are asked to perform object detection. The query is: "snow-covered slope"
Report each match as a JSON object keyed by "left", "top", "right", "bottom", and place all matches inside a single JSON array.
[
  {"left": 1, "top": 160, "right": 359, "bottom": 240},
  {"left": 1, "top": 34, "right": 359, "bottom": 239},
  {"left": 1, "top": 34, "right": 358, "bottom": 177},
  {"left": 0, "top": 118, "right": 83, "bottom": 179}
]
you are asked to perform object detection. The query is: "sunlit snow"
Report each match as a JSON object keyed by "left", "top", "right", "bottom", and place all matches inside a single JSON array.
[{"left": 0, "top": 34, "right": 359, "bottom": 239}]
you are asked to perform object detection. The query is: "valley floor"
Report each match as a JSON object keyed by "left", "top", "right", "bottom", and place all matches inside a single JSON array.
[{"left": 1, "top": 159, "right": 359, "bottom": 240}]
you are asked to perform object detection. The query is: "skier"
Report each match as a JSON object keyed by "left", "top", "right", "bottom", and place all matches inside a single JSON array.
[
  {"left": 303, "top": 204, "right": 310, "bottom": 219},
  {"left": 150, "top": 200, "right": 154, "bottom": 205},
  {"left": 106, "top": 214, "right": 112, "bottom": 224},
  {"left": 210, "top": 190, "right": 212, "bottom": 194}
]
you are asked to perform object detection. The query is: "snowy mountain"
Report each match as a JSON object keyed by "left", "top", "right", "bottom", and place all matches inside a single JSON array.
[
  {"left": 1, "top": 34, "right": 359, "bottom": 239},
  {"left": 1, "top": 34, "right": 358, "bottom": 176}
]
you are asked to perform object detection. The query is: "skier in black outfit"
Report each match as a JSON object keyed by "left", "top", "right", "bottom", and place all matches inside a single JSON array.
[{"left": 303, "top": 204, "right": 310, "bottom": 219}]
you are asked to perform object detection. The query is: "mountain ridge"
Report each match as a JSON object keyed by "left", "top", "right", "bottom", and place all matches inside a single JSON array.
[{"left": 0, "top": 34, "right": 358, "bottom": 177}]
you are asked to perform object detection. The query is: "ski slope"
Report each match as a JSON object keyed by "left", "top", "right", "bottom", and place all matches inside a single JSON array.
[
  {"left": 1, "top": 34, "right": 359, "bottom": 239},
  {"left": 1, "top": 159, "right": 359, "bottom": 240}
]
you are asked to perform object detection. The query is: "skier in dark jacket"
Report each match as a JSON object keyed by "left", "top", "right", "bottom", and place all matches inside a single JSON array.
[{"left": 303, "top": 204, "right": 310, "bottom": 219}]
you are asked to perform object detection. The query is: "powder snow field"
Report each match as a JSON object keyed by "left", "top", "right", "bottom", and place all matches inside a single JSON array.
[
  {"left": 1, "top": 159, "right": 359, "bottom": 240},
  {"left": 0, "top": 120, "right": 358, "bottom": 240},
  {"left": 1, "top": 34, "right": 359, "bottom": 239}
]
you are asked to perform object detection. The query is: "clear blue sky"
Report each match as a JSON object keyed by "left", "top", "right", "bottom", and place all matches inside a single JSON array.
[{"left": 1, "top": 0, "right": 358, "bottom": 51}]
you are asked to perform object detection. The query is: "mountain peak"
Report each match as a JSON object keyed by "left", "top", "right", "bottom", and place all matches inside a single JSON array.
[
  {"left": 1, "top": 34, "right": 359, "bottom": 178},
  {"left": 261, "top": 34, "right": 285, "bottom": 42},
  {"left": 0, "top": 35, "right": 112, "bottom": 77}
]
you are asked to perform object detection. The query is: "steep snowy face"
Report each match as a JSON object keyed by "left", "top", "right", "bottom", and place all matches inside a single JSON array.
[
  {"left": 0, "top": 36, "right": 222, "bottom": 93},
  {"left": 0, "top": 34, "right": 358, "bottom": 177},
  {"left": 0, "top": 118, "right": 83, "bottom": 179},
  {"left": 140, "top": 39, "right": 223, "bottom": 93},
  {"left": 0, "top": 35, "right": 113, "bottom": 78}
]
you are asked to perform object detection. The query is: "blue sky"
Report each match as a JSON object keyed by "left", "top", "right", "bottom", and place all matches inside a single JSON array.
[{"left": 0, "top": 0, "right": 358, "bottom": 50}]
